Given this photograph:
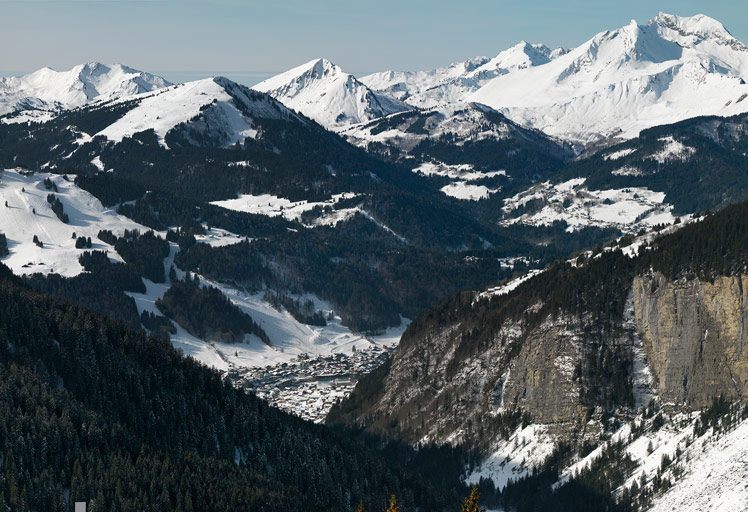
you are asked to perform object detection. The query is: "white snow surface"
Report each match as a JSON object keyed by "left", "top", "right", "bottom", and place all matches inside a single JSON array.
[
  {"left": 477, "top": 269, "right": 544, "bottom": 302},
  {"left": 210, "top": 192, "right": 357, "bottom": 222},
  {"left": 440, "top": 182, "right": 498, "bottom": 201},
  {"left": 0, "top": 169, "right": 146, "bottom": 276},
  {"left": 252, "top": 58, "right": 410, "bottom": 130},
  {"left": 96, "top": 77, "right": 294, "bottom": 148},
  {"left": 648, "top": 136, "right": 697, "bottom": 163},
  {"left": 361, "top": 41, "right": 567, "bottom": 109},
  {"left": 466, "top": 424, "right": 556, "bottom": 490},
  {"left": 501, "top": 179, "right": 676, "bottom": 232},
  {"left": 605, "top": 148, "right": 637, "bottom": 161},
  {"left": 0, "top": 62, "right": 170, "bottom": 116},
  {"left": 469, "top": 13, "right": 748, "bottom": 147},
  {"left": 413, "top": 162, "right": 506, "bottom": 181},
  {"left": 648, "top": 417, "right": 748, "bottom": 512}
]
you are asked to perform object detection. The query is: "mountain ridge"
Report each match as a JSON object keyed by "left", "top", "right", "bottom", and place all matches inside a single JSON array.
[
  {"left": 469, "top": 13, "right": 748, "bottom": 147},
  {"left": 0, "top": 62, "right": 170, "bottom": 117}
]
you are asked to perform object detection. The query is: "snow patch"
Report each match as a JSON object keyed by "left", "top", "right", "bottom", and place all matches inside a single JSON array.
[
  {"left": 466, "top": 424, "right": 556, "bottom": 491},
  {"left": 210, "top": 192, "right": 357, "bottom": 223},
  {"left": 440, "top": 182, "right": 498, "bottom": 201},
  {"left": 648, "top": 136, "right": 697, "bottom": 163},
  {"left": 501, "top": 179, "right": 675, "bottom": 232}
]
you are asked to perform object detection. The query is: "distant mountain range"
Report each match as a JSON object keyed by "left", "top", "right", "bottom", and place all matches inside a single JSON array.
[
  {"left": 4, "top": 13, "right": 747, "bottom": 151},
  {"left": 261, "top": 13, "right": 748, "bottom": 149},
  {"left": 0, "top": 62, "right": 170, "bottom": 117}
]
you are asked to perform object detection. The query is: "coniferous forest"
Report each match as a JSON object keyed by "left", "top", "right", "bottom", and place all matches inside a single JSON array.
[{"left": 0, "top": 262, "right": 478, "bottom": 512}]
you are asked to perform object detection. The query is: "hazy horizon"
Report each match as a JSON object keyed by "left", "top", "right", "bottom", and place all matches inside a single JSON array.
[{"left": 2, "top": 0, "right": 747, "bottom": 85}]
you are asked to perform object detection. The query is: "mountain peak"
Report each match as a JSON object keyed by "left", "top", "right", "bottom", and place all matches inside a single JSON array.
[
  {"left": 650, "top": 12, "right": 748, "bottom": 56},
  {"left": 0, "top": 62, "right": 171, "bottom": 116},
  {"left": 469, "top": 12, "right": 748, "bottom": 147},
  {"left": 303, "top": 57, "right": 341, "bottom": 77},
  {"left": 253, "top": 58, "right": 409, "bottom": 130},
  {"left": 651, "top": 12, "right": 731, "bottom": 37}
]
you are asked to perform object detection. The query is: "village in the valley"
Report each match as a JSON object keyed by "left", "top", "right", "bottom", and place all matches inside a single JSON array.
[{"left": 230, "top": 345, "right": 394, "bottom": 422}]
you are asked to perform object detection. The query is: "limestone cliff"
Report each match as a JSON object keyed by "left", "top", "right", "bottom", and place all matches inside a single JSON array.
[{"left": 633, "top": 272, "right": 748, "bottom": 408}]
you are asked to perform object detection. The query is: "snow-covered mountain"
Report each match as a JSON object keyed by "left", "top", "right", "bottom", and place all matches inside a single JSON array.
[
  {"left": 0, "top": 62, "right": 170, "bottom": 117},
  {"left": 95, "top": 76, "right": 305, "bottom": 148},
  {"left": 252, "top": 58, "right": 410, "bottom": 130},
  {"left": 360, "top": 42, "right": 568, "bottom": 109},
  {"left": 470, "top": 13, "right": 748, "bottom": 148}
]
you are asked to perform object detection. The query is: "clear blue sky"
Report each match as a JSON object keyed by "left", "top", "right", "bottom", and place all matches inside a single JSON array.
[{"left": 2, "top": 0, "right": 746, "bottom": 85}]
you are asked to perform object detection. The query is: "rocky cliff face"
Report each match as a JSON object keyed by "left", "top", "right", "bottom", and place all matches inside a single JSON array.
[
  {"left": 347, "top": 316, "right": 587, "bottom": 448},
  {"left": 633, "top": 272, "right": 748, "bottom": 408},
  {"left": 331, "top": 265, "right": 748, "bottom": 454},
  {"left": 329, "top": 284, "right": 639, "bottom": 451}
]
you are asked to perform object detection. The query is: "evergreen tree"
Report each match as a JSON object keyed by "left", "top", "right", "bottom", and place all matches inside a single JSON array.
[
  {"left": 385, "top": 494, "right": 399, "bottom": 512},
  {"left": 460, "top": 486, "right": 482, "bottom": 512}
]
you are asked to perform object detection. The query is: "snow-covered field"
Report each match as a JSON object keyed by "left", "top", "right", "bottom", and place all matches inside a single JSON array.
[
  {"left": 210, "top": 192, "right": 358, "bottom": 223},
  {"left": 648, "top": 136, "right": 696, "bottom": 163},
  {"left": 440, "top": 182, "right": 498, "bottom": 201},
  {"left": 648, "top": 416, "right": 748, "bottom": 511},
  {"left": 464, "top": 404, "right": 748, "bottom": 511},
  {"left": 413, "top": 162, "right": 506, "bottom": 181},
  {"left": 501, "top": 178, "right": 676, "bottom": 232},
  {"left": 0, "top": 169, "right": 146, "bottom": 276},
  {"left": 411, "top": 162, "right": 503, "bottom": 200},
  {"left": 476, "top": 269, "right": 544, "bottom": 302}
]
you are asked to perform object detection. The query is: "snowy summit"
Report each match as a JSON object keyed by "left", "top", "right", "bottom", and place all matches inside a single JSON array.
[
  {"left": 469, "top": 13, "right": 748, "bottom": 147},
  {"left": 0, "top": 62, "right": 171, "bottom": 116},
  {"left": 252, "top": 58, "right": 410, "bottom": 130}
]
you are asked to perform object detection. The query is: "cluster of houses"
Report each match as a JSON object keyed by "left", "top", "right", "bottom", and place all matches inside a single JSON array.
[{"left": 233, "top": 345, "right": 393, "bottom": 422}]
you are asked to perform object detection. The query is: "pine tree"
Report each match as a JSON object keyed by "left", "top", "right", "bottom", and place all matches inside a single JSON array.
[
  {"left": 460, "top": 486, "right": 482, "bottom": 512},
  {"left": 385, "top": 494, "right": 399, "bottom": 512}
]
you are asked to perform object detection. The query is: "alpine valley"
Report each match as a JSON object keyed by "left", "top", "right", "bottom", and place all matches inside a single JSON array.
[{"left": 2, "top": 10, "right": 748, "bottom": 512}]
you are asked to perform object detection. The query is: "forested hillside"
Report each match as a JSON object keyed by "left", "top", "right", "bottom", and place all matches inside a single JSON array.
[
  {"left": 0, "top": 262, "right": 480, "bottom": 511},
  {"left": 331, "top": 197, "right": 748, "bottom": 510}
]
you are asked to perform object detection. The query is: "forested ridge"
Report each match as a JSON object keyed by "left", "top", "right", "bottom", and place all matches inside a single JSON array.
[{"left": 0, "top": 262, "right": 480, "bottom": 512}]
